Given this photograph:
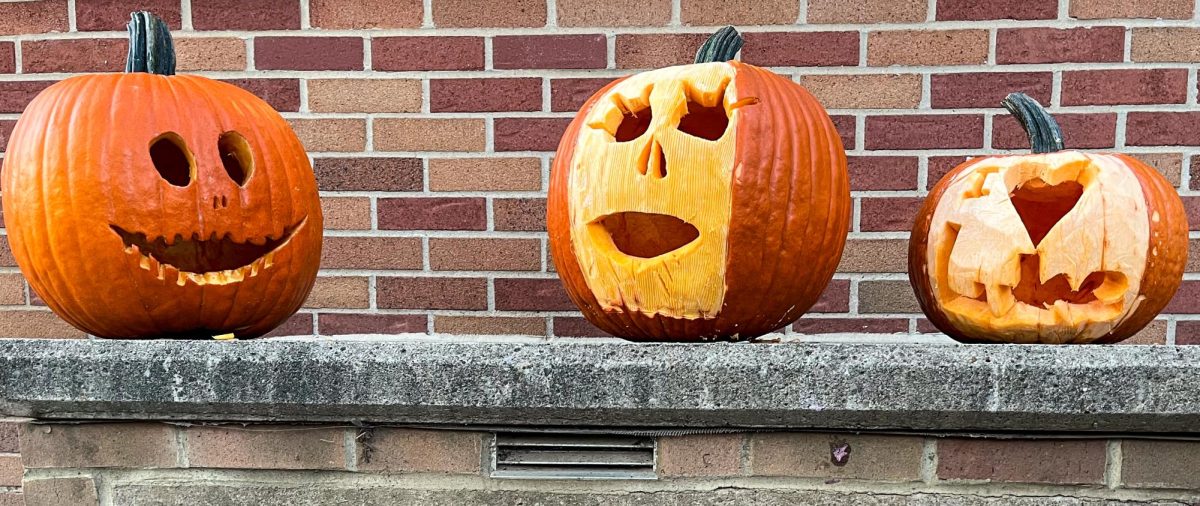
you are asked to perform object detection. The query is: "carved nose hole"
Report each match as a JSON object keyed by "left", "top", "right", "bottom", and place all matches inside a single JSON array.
[
  {"left": 637, "top": 140, "right": 668, "bottom": 178},
  {"left": 1009, "top": 179, "right": 1084, "bottom": 246}
]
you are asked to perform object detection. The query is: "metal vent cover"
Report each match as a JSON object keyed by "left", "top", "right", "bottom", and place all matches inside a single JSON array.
[{"left": 491, "top": 433, "right": 657, "bottom": 480}]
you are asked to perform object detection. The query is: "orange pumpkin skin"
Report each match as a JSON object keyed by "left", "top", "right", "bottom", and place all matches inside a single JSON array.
[
  {"left": 548, "top": 61, "right": 850, "bottom": 341},
  {"left": 2, "top": 73, "right": 322, "bottom": 339}
]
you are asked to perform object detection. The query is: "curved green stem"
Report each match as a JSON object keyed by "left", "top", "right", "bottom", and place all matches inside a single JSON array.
[
  {"left": 694, "top": 26, "right": 742, "bottom": 64},
  {"left": 1001, "top": 92, "right": 1063, "bottom": 154},
  {"left": 125, "top": 11, "right": 175, "bottom": 75}
]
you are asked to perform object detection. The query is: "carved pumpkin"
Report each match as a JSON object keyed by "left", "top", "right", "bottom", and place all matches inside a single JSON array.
[
  {"left": 548, "top": 28, "right": 850, "bottom": 341},
  {"left": 1, "top": 13, "right": 322, "bottom": 339},
  {"left": 909, "top": 93, "right": 1187, "bottom": 344}
]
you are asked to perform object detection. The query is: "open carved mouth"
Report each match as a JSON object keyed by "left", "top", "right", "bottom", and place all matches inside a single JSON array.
[
  {"left": 590, "top": 211, "right": 700, "bottom": 259},
  {"left": 111, "top": 216, "right": 306, "bottom": 286}
]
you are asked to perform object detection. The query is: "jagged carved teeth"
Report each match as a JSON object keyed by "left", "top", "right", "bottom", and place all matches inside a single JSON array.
[{"left": 111, "top": 217, "right": 304, "bottom": 286}]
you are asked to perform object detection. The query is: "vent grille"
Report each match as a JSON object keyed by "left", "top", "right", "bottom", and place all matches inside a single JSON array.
[{"left": 491, "top": 433, "right": 656, "bottom": 480}]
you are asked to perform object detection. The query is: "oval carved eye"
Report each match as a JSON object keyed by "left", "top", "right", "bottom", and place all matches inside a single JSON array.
[
  {"left": 149, "top": 132, "right": 194, "bottom": 187},
  {"left": 219, "top": 131, "right": 254, "bottom": 187}
]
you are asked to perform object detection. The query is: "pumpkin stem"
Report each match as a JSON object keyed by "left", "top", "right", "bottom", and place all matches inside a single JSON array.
[
  {"left": 125, "top": 11, "right": 175, "bottom": 76},
  {"left": 694, "top": 26, "right": 743, "bottom": 64},
  {"left": 1001, "top": 92, "right": 1063, "bottom": 154}
]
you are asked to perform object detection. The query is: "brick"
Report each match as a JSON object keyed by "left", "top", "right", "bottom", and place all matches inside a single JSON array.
[
  {"left": 374, "top": 118, "right": 486, "bottom": 152},
  {"left": 307, "top": 79, "right": 421, "bottom": 113},
  {"left": 1061, "top": 69, "right": 1188, "bottom": 106},
  {"left": 21, "top": 423, "right": 177, "bottom": 468},
  {"left": 0, "top": 275, "right": 24, "bottom": 305},
  {"left": 993, "top": 114, "right": 1116, "bottom": 150},
  {"left": 358, "top": 429, "right": 483, "bottom": 473},
  {"left": 372, "top": 37, "right": 484, "bottom": 71},
  {"left": 174, "top": 38, "right": 246, "bottom": 71},
  {"left": 553, "top": 317, "right": 612, "bottom": 337},
  {"left": 76, "top": 0, "right": 182, "bottom": 30},
  {"left": 263, "top": 313, "right": 314, "bottom": 338},
  {"left": 434, "top": 316, "right": 546, "bottom": 336},
  {"left": 0, "top": 0, "right": 67, "bottom": 35},
  {"left": 313, "top": 157, "right": 421, "bottom": 192},
  {"left": 22, "top": 39, "right": 126, "bottom": 73},
  {"left": 681, "top": 0, "right": 799, "bottom": 25},
  {"left": 193, "top": 0, "right": 300, "bottom": 30},
  {"left": 1187, "top": 197, "right": 1200, "bottom": 231},
  {"left": 0, "top": 454, "right": 19, "bottom": 486},
  {"left": 377, "top": 277, "right": 488, "bottom": 310},
  {"left": 378, "top": 198, "right": 487, "bottom": 231},
  {"left": 937, "top": 439, "right": 1105, "bottom": 484},
  {"left": 1139, "top": 153, "right": 1181, "bottom": 187},
  {"left": 432, "top": 0, "right": 546, "bottom": 27},
  {"left": 831, "top": 115, "right": 856, "bottom": 149},
  {"left": 551, "top": 78, "right": 613, "bottom": 112},
  {"left": 310, "top": 0, "right": 422, "bottom": 28},
  {"left": 1176, "top": 320, "right": 1200, "bottom": 345},
  {"left": 996, "top": 27, "right": 1124, "bottom": 64},
  {"left": 320, "top": 237, "right": 422, "bottom": 270},
  {"left": 1166, "top": 280, "right": 1200, "bottom": 314},
  {"left": 928, "top": 156, "right": 971, "bottom": 187},
  {"left": 1121, "top": 440, "right": 1200, "bottom": 488},
  {"left": 430, "top": 157, "right": 542, "bottom": 192},
  {"left": 494, "top": 35, "right": 607, "bottom": 69},
  {"left": 318, "top": 313, "right": 428, "bottom": 335},
  {"left": 846, "top": 156, "right": 918, "bottom": 191},
  {"left": 868, "top": 30, "right": 988, "bottom": 67},
  {"left": 1190, "top": 238, "right": 1200, "bottom": 272},
  {"left": 750, "top": 433, "right": 923, "bottom": 480},
  {"left": 742, "top": 32, "right": 859, "bottom": 68},
  {"left": 304, "top": 277, "right": 370, "bottom": 309},
  {"left": 495, "top": 278, "right": 573, "bottom": 311},
  {"left": 838, "top": 239, "right": 908, "bottom": 273},
  {"left": 557, "top": 0, "right": 669, "bottom": 26},
  {"left": 494, "top": 198, "right": 546, "bottom": 231},
  {"left": 187, "top": 425, "right": 344, "bottom": 470},
  {"left": 288, "top": 119, "right": 366, "bottom": 152},
  {"left": 430, "top": 238, "right": 541, "bottom": 271},
  {"left": 866, "top": 115, "right": 984, "bottom": 150},
  {"left": 812, "top": 279, "right": 850, "bottom": 313},
  {"left": 495, "top": 119, "right": 572, "bottom": 152},
  {"left": 0, "top": 243, "right": 14, "bottom": 267},
  {"left": 808, "top": 0, "right": 926, "bottom": 23},
  {"left": 0, "top": 81, "right": 54, "bottom": 114},
  {"left": 859, "top": 280, "right": 920, "bottom": 313},
  {"left": 255, "top": 37, "right": 363, "bottom": 71},
  {"left": 22, "top": 477, "right": 96, "bottom": 506},
  {"left": 793, "top": 317, "right": 910, "bottom": 334},
  {"left": 938, "top": 0, "right": 1056, "bottom": 20},
  {"left": 1126, "top": 112, "right": 1200, "bottom": 146},
  {"left": 0, "top": 43, "right": 12, "bottom": 74},
  {"left": 860, "top": 197, "right": 924, "bottom": 232},
  {"left": 1123, "top": 320, "right": 1167, "bottom": 345},
  {"left": 1070, "top": 0, "right": 1192, "bottom": 19},
  {"left": 0, "top": 423, "right": 16, "bottom": 453},
  {"left": 1132, "top": 28, "right": 1200, "bottom": 62},
  {"left": 0, "top": 311, "right": 84, "bottom": 338},
  {"left": 430, "top": 78, "right": 541, "bottom": 113},
  {"left": 931, "top": 72, "right": 1051, "bottom": 109},
  {"left": 798, "top": 74, "right": 919, "bottom": 110},
  {"left": 221, "top": 79, "right": 300, "bottom": 112},
  {"left": 0, "top": 494, "right": 18, "bottom": 506},
  {"left": 321, "top": 197, "right": 372, "bottom": 231},
  {"left": 658, "top": 434, "right": 743, "bottom": 477},
  {"left": 615, "top": 33, "right": 709, "bottom": 69}
]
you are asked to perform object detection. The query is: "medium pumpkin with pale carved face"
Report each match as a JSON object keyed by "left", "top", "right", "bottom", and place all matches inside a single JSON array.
[
  {"left": 1, "top": 13, "right": 321, "bottom": 339},
  {"left": 548, "top": 29, "right": 850, "bottom": 341},
  {"left": 910, "top": 93, "right": 1187, "bottom": 344}
]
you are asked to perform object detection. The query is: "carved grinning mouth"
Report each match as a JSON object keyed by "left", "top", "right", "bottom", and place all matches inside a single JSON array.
[
  {"left": 110, "top": 216, "right": 307, "bottom": 286},
  {"left": 591, "top": 211, "right": 700, "bottom": 259}
]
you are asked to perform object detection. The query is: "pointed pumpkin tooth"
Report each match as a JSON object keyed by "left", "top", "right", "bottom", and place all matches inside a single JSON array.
[
  {"left": 138, "top": 255, "right": 151, "bottom": 270},
  {"left": 156, "top": 262, "right": 166, "bottom": 280},
  {"left": 249, "top": 259, "right": 261, "bottom": 277},
  {"left": 263, "top": 251, "right": 275, "bottom": 269},
  {"left": 985, "top": 283, "right": 1016, "bottom": 317},
  {"left": 177, "top": 271, "right": 188, "bottom": 286}
]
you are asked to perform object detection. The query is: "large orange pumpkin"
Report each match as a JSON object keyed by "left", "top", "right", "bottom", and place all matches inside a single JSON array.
[
  {"left": 909, "top": 93, "right": 1187, "bottom": 344},
  {"left": 548, "top": 28, "right": 850, "bottom": 341},
  {"left": 1, "top": 12, "right": 322, "bottom": 339}
]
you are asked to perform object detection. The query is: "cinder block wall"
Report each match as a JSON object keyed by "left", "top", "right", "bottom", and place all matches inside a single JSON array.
[{"left": 0, "top": 0, "right": 1197, "bottom": 342}]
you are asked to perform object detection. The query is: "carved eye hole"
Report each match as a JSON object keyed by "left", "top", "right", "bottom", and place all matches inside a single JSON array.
[
  {"left": 614, "top": 105, "right": 652, "bottom": 142},
  {"left": 678, "top": 88, "right": 730, "bottom": 141},
  {"left": 149, "top": 132, "right": 194, "bottom": 187},
  {"left": 219, "top": 131, "right": 254, "bottom": 187}
]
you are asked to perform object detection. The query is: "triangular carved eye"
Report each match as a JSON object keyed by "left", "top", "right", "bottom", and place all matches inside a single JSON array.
[
  {"left": 678, "top": 87, "right": 729, "bottom": 141},
  {"left": 149, "top": 132, "right": 194, "bottom": 187},
  {"left": 614, "top": 106, "right": 652, "bottom": 142},
  {"left": 219, "top": 131, "right": 254, "bottom": 187},
  {"left": 1009, "top": 179, "right": 1083, "bottom": 246}
]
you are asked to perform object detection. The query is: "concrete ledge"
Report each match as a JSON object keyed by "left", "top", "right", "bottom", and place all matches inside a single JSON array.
[{"left": 1, "top": 336, "right": 1198, "bottom": 433}]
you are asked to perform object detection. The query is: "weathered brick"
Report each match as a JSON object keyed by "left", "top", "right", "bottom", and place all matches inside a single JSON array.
[
  {"left": 1189, "top": 238, "right": 1200, "bottom": 272},
  {"left": 1187, "top": 197, "right": 1200, "bottom": 231},
  {"left": 313, "top": 157, "right": 422, "bottom": 192},
  {"left": 430, "top": 238, "right": 541, "bottom": 271},
  {"left": 357, "top": 429, "right": 483, "bottom": 473},
  {"left": 495, "top": 278, "right": 573, "bottom": 311},
  {"left": 993, "top": 113, "right": 1116, "bottom": 150},
  {"left": 0, "top": 275, "right": 25, "bottom": 306},
  {"left": 494, "top": 198, "right": 547, "bottom": 231},
  {"left": 377, "top": 277, "right": 488, "bottom": 310},
  {"left": 0, "top": 422, "right": 17, "bottom": 453},
  {"left": 0, "top": 119, "right": 12, "bottom": 151},
  {"left": 812, "top": 279, "right": 851, "bottom": 313},
  {"left": 22, "top": 477, "right": 96, "bottom": 506},
  {"left": 831, "top": 115, "right": 856, "bottom": 149},
  {"left": 930, "top": 72, "right": 1052, "bottom": 109},
  {"left": 838, "top": 238, "right": 908, "bottom": 273},
  {"left": 937, "top": 0, "right": 1056, "bottom": 20},
  {"left": 750, "top": 433, "right": 923, "bottom": 480},
  {"left": 742, "top": 32, "right": 860, "bottom": 67},
  {"left": 435, "top": 316, "right": 546, "bottom": 336},
  {"left": 0, "top": 310, "right": 84, "bottom": 339},
  {"left": 928, "top": 156, "right": 971, "bottom": 187},
  {"left": 307, "top": 79, "right": 421, "bottom": 113},
  {"left": 681, "top": 0, "right": 799, "bottom": 25},
  {"left": 432, "top": 0, "right": 546, "bottom": 27},
  {"left": 318, "top": 313, "right": 428, "bottom": 335},
  {"left": 859, "top": 197, "right": 924, "bottom": 232},
  {"left": 304, "top": 277, "right": 370, "bottom": 309},
  {"left": 1121, "top": 440, "right": 1200, "bottom": 488},
  {"left": 0, "top": 493, "right": 19, "bottom": 506},
  {"left": 430, "top": 78, "right": 542, "bottom": 112},
  {"left": 1070, "top": 0, "right": 1192, "bottom": 19},
  {"left": 859, "top": 280, "right": 921, "bottom": 313},
  {"left": 996, "top": 27, "right": 1124, "bottom": 64},
  {"left": 658, "top": 434, "right": 743, "bottom": 477},
  {"left": 1123, "top": 320, "right": 1167, "bottom": 345},
  {"left": 1126, "top": 112, "right": 1200, "bottom": 146},
  {"left": 221, "top": 79, "right": 301, "bottom": 112},
  {"left": 493, "top": 35, "right": 607, "bottom": 69},
  {"left": 1132, "top": 27, "right": 1200, "bottom": 62},
  {"left": 374, "top": 118, "right": 486, "bottom": 152},
  {"left": 22, "top": 38, "right": 126, "bottom": 73},
  {"left": 288, "top": 119, "right": 366, "bottom": 153},
  {"left": 798, "top": 74, "right": 919, "bottom": 110},
  {"left": 321, "top": 197, "right": 372, "bottom": 231},
  {"left": 615, "top": 33, "right": 709, "bottom": 69},
  {"left": 1175, "top": 320, "right": 1200, "bottom": 344},
  {"left": 310, "top": 0, "right": 423, "bottom": 28},
  {"left": 0, "top": 44, "right": 12, "bottom": 74},
  {"left": 21, "top": 423, "right": 177, "bottom": 468},
  {"left": 193, "top": 0, "right": 300, "bottom": 30},
  {"left": 76, "top": 0, "right": 182, "bottom": 30},
  {"left": 808, "top": 0, "right": 926, "bottom": 23},
  {"left": 847, "top": 156, "right": 918, "bottom": 191},
  {"left": 866, "top": 115, "right": 984, "bottom": 150},
  {"left": 0, "top": 454, "right": 20, "bottom": 487},
  {"left": 1166, "top": 280, "right": 1200, "bottom": 314},
  {"left": 0, "top": 0, "right": 67, "bottom": 35},
  {"left": 263, "top": 313, "right": 314, "bottom": 338},
  {"left": 0, "top": 81, "right": 54, "bottom": 114},
  {"left": 1061, "top": 69, "right": 1188, "bottom": 106},
  {"left": 793, "top": 317, "right": 910, "bottom": 335},
  {"left": 174, "top": 38, "right": 246, "bottom": 71},
  {"left": 868, "top": 30, "right": 988, "bottom": 67},
  {"left": 372, "top": 37, "right": 484, "bottom": 71},
  {"left": 553, "top": 317, "right": 612, "bottom": 337},
  {"left": 428, "top": 158, "right": 541, "bottom": 192},
  {"left": 320, "top": 237, "right": 422, "bottom": 270},
  {"left": 557, "top": 0, "right": 670, "bottom": 26},
  {"left": 1138, "top": 153, "right": 1182, "bottom": 187},
  {"left": 378, "top": 198, "right": 487, "bottom": 231},
  {"left": 938, "top": 438, "right": 1105, "bottom": 484},
  {"left": 551, "top": 78, "right": 613, "bottom": 112},
  {"left": 187, "top": 425, "right": 344, "bottom": 470},
  {"left": 255, "top": 37, "right": 363, "bottom": 71},
  {"left": 495, "top": 118, "right": 572, "bottom": 152}
]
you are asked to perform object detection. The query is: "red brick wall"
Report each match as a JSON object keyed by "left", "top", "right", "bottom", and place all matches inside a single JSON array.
[{"left": 0, "top": 0, "right": 1197, "bottom": 342}]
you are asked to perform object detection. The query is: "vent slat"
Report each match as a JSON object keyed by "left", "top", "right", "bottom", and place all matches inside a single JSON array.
[
  {"left": 497, "top": 449, "right": 653, "bottom": 466},
  {"left": 498, "top": 435, "right": 652, "bottom": 448},
  {"left": 492, "top": 465, "right": 657, "bottom": 480},
  {"left": 492, "top": 433, "right": 657, "bottom": 480}
]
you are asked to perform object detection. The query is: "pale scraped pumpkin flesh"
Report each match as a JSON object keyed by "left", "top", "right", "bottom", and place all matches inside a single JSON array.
[
  {"left": 568, "top": 63, "right": 746, "bottom": 320},
  {"left": 925, "top": 152, "right": 1150, "bottom": 343}
]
